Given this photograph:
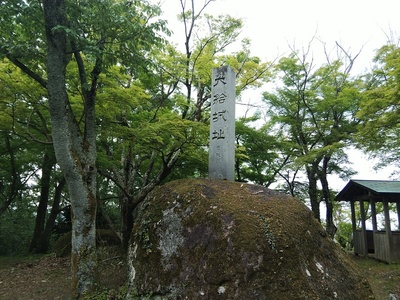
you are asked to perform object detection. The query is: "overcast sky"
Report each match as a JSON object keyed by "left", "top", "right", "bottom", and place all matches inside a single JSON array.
[
  {"left": 153, "top": 0, "right": 400, "bottom": 188},
  {"left": 157, "top": 0, "right": 400, "bottom": 67}
]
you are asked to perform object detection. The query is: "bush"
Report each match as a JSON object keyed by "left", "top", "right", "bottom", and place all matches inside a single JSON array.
[
  {"left": 0, "top": 208, "right": 35, "bottom": 255},
  {"left": 336, "top": 221, "right": 353, "bottom": 251}
]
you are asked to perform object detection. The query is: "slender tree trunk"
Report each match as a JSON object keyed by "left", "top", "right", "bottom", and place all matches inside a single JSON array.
[
  {"left": 235, "top": 157, "right": 243, "bottom": 182},
  {"left": 120, "top": 194, "right": 134, "bottom": 249},
  {"left": 29, "top": 148, "right": 55, "bottom": 254},
  {"left": 97, "top": 197, "right": 121, "bottom": 242},
  {"left": 118, "top": 151, "right": 180, "bottom": 248},
  {"left": 40, "top": 177, "right": 66, "bottom": 253},
  {"left": 0, "top": 134, "right": 20, "bottom": 216},
  {"left": 306, "top": 165, "right": 321, "bottom": 223},
  {"left": 43, "top": 1, "right": 97, "bottom": 298},
  {"left": 319, "top": 156, "right": 336, "bottom": 237}
]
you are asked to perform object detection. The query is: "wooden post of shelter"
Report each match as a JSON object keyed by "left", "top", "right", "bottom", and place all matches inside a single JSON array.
[
  {"left": 383, "top": 199, "right": 393, "bottom": 261},
  {"left": 350, "top": 200, "right": 357, "bottom": 233},
  {"left": 359, "top": 200, "right": 368, "bottom": 256},
  {"left": 370, "top": 196, "right": 378, "bottom": 256},
  {"left": 370, "top": 197, "right": 377, "bottom": 232},
  {"left": 397, "top": 202, "right": 400, "bottom": 230}
]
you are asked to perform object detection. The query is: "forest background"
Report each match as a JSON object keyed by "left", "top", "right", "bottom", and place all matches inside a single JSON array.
[
  {"left": 1, "top": 0, "right": 400, "bottom": 297},
  {"left": 157, "top": 0, "right": 400, "bottom": 189}
]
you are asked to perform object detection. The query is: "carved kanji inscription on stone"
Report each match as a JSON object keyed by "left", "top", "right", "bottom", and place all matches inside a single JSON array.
[{"left": 209, "top": 66, "right": 235, "bottom": 180}]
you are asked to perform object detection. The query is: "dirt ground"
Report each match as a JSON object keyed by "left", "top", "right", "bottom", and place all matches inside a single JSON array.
[
  {"left": 0, "top": 247, "right": 127, "bottom": 300},
  {"left": 0, "top": 255, "right": 71, "bottom": 300},
  {"left": 0, "top": 251, "right": 399, "bottom": 300}
]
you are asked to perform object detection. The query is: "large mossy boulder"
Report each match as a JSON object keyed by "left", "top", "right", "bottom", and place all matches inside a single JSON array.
[{"left": 127, "top": 178, "right": 373, "bottom": 299}]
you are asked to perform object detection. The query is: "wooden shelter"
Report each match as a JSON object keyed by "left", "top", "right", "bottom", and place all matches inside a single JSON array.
[{"left": 336, "top": 179, "right": 400, "bottom": 263}]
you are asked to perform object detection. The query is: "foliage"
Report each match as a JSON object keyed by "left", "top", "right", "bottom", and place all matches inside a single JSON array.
[
  {"left": 0, "top": 59, "right": 57, "bottom": 255},
  {"left": 1, "top": 0, "right": 171, "bottom": 295},
  {"left": 92, "top": 1, "right": 272, "bottom": 248},
  {"left": 235, "top": 116, "right": 289, "bottom": 186},
  {"left": 262, "top": 43, "right": 362, "bottom": 235},
  {"left": 0, "top": 60, "right": 49, "bottom": 214},
  {"left": 334, "top": 201, "right": 354, "bottom": 250},
  {"left": 357, "top": 44, "right": 400, "bottom": 172},
  {"left": 0, "top": 0, "right": 272, "bottom": 260},
  {"left": 0, "top": 201, "right": 36, "bottom": 255},
  {"left": 335, "top": 221, "right": 353, "bottom": 250},
  {"left": 1, "top": 0, "right": 399, "bottom": 289}
]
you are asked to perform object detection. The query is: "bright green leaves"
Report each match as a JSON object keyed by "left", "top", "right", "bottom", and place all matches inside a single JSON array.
[
  {"left": 223, "top": 40, "right": 273, "bottom": 93},
  {"left": 94, "top": 61, "right": 209, "bottom": 178},
  {"left": 0, "top": 60, "right": 49, "bottom": 139},
  {"left": 262, "top": 46, "right": 361, "bottom": 208},
  {"left": 0, "top": 0, "right": 45, "bottom": 59},
  {"left": 235, "top": 117, "right": 284, "bottom": 186},
  {"left": 63, "top": 0, "right": 168, "bottom": 70},
  {"left": 357, "top": 44, "right": 400, "bottom": 165}
]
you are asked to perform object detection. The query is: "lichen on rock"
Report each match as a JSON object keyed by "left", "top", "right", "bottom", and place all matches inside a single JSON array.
[
  {"left": 127, "top": 178, "right": 374, "bottom": 299},
  {"left": 157, "top": 202, "right": 184, "bottom": 268}
]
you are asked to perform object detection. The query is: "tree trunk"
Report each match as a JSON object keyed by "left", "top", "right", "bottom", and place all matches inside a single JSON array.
[
  {"left": 121, "top": 194, "right": 134, "bottom": 249},
  {"left": 306, "top": 165, "right": 321, "bottom": 223},
  {"left": 0, "top": 134, "right": 21, "bottom": 216},
  {"left": 319, "top": 156, "right": 336, "bottom": 238},
  {"left": 118, "top": 150, "right": 181, "bottom": 248},
  {"left": 29, "top": 148, "right": 55, "bottom": 254},
  {"left": 43, "top": 0, "right": 97, "bottom": 298},
  {"left": 40, "top": 177, "right": 66, "bottom": 253}
]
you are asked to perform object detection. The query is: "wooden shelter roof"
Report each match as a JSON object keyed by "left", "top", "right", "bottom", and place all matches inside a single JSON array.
[{"left": 336, "top": 179, "right": 400, "bottom": 202}]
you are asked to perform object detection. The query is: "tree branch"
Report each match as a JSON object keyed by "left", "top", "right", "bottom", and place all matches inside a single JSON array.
[{"left": 5, "top": 53, "right": 48, "bottom": 89}]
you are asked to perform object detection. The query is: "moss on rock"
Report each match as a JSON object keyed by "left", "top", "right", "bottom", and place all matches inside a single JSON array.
[{"left": 127, "top": 178, "right": 374, "bottom": 299}]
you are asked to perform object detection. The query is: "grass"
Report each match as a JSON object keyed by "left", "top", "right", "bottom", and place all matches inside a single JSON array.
[{"left": 351, "top": 254, "right": 400, "bottom": 299}]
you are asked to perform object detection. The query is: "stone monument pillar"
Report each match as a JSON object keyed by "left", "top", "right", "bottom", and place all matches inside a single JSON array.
[{"left": 209, "top": 66, "right": 235, "bottom": 181}]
